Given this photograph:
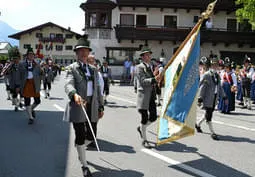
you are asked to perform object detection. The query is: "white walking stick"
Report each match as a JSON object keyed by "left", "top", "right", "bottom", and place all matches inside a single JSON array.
[{"left": 81, "top": 104, "right": 100, "bottom": 152}]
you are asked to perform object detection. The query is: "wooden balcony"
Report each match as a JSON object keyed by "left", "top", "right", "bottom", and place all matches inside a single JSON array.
[
  {"left": 114, "top": 25, "right": 255, "bottom": 47},
  {"left": 117, "top": 0, "right": 237, "bottom": 12}
]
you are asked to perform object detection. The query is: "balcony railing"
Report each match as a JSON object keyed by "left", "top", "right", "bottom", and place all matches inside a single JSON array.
[{"left": 114, "top": 25, "right": 255, "bottom": 46}]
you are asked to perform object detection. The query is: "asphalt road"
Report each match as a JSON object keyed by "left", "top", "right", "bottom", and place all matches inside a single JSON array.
[{"left": 0, "top": 73, "right": 254, "bottom": 177}]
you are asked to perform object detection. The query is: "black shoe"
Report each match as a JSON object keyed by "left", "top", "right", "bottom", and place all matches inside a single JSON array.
[
  {"left": 252, "top": 101, "right": 255, "bottom": 104},
  {"left": 7, "top": 97, "right": 11, "bottom": 100},
  {"left": 28, "top": 119, "right": 34, "bottom": 125},
  {"left": 82, "top": 166, "right": 92, "bottom": 177},
  {"left": 32, "top": 110, "right": 36, "bottom": 118},
  {"left": 211, "top": 133, "right": 219, "bottom": 140},
  {"left": 142, "top": 140, "right": 152, "bottom": 149},
  {"left": 14, "top": 107, "right": 18, "bottom": 112},
  {"left": 137, "top": 126, "right": 142, "bottom": 138},
  {"left": 19, "top": 103, "right": 23, "bottom": 108},
  {"left": 157, "top": 103, "right": 161, "bottom": 106},
  {"left": 195, "top": 124, "right": 203, "bottom": 133},
  {"left": 238, "top": 102, "right": 244, "bottom": 106}
]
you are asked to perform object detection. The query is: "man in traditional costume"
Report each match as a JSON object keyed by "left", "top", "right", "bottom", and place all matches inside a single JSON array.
[
  {"left": 6, "top": 47, "right": 22, "bottom": 111},
  {"left": 196, "top": 57, "right": 227, "bottom": 140},
  {"left": 100, "top": 60, "right": 112, "bottom": 104},
  {"left": 64, "top": 35, "right": 104, "bottom": 177},
  {"left": 240, "top": 57, "right": 254, "bottom": 110},
  {"left": 136, "top": 46, "right": 160, "bottom": 148},
  {"left": 19, "top": 48, "right": 42, "bottom": 124},
  {"left": 42, "top": 59, "right": 54, "bottom": 98}
]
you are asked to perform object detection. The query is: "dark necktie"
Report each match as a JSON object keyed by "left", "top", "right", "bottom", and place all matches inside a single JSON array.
[
  {"left": 82, "top": 64, "right": 87, "bottom": 74},
  {"left": 147, "top": 66, "right": 153, "bottom": 76}
]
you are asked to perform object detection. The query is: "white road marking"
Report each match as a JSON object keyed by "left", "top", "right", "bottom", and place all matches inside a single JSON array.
[
  {"left": 110, "top": 95, "right": 255, "bottom": 132},
  {"left": 53, "top": 104, "right": 65, "bottom": 112},
  {"left": 212, "top": 120, "right": 255, "bottom": 132},
  {"left": 109, "top": 95, "right": 137, "bottom": 105},
  {"left": 141, "top": 148, "right": 217, "bottom": 177}
]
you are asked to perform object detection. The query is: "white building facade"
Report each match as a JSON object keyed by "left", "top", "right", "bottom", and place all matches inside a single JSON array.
[
  {"left": 81, "top": 0, "right": 255, "bottom": 77},
  {"left": 9, "top": 22, "right": 81, "bottom": 65}
]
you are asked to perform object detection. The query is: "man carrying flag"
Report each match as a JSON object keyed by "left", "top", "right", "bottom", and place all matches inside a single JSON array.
[
  {"left": 136, "top": 46, "right": 160, "bottom": 148},
  {"left": 157, "top": 0, "right": 218, "bottom": 145}
]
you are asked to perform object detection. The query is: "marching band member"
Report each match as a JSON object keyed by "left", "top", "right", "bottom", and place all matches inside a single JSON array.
[
  {"left": 240, "top": 57, "right": 254, "bottom": 110},
  {"left": 5, "top": 47, "right": 22, "bottom": 111},
  {"left": 42, "top": 59, "right": 54, "bottom": 98},
  {"left": 218, "top": 58, "right": 237, "bottom": 113},
  {"left": 19, "top": 47, "right": 42, "bottom": 124},
  {"left": 1, "top": 61, "right": 12, "bottom": 100}
]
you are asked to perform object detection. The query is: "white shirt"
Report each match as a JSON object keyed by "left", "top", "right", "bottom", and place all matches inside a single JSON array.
[
  {"left": 85, "top": 65, "right": 93, "bottom": 97},
  {"left": 206, "top": 21, "right": 213, "bottom": 29},
  {"left": 252, "top": 72, "right": 255, "bottom": 82},
  {"left": 98, "top": 72, "right": 104, "bottom": 96},
  {"left": 27, "top": 62, "right": 33, "bottom": 79},
  {"left": 80, "top": 62, "right": 93, "bottom": 96},
  {"left": 231, "top": 72, "right": 237, "bottom": 86},
  {"left": 130, "top": 65, "right": 136, "bottom": 74}
]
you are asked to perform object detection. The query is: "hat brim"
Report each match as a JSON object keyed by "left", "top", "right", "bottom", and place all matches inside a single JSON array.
[
  {"left": 140, "top": 51, "right": 152, "bottom": 56},
  {"left": 27, "top": 51, "right": 34, "bottom": 55},
  {"left": 74, "top": 45, "right": 92, "bottom": 52}
]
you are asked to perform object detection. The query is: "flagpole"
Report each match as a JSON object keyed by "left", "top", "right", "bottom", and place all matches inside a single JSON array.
[{"left": 161, "top": 0, "right": 217, "bottom": 76}]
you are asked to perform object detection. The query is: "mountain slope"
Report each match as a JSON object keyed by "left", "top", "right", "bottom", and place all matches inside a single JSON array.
[{"left": 0, "top": 20, "right": 19, "bottom": 46}]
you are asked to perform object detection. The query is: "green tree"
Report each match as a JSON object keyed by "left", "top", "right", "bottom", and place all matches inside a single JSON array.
[{"left": 235, "top": 0, "right": 255, "bottom": 30}]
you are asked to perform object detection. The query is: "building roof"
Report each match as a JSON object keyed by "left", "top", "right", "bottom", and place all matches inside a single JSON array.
[
  {"left": 8, "top": 22, "right": 82, "bottom": 40},
  {"left": 0, "top": 42, "right": 12, "bottom": 55},
  {"left": 0, "top": 42, "right": 12, "bottom": 50}
]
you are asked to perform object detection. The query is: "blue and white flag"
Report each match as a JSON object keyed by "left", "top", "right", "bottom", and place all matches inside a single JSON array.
[{"left": 157, "top": 26, "right": 201, "bottom": 145}]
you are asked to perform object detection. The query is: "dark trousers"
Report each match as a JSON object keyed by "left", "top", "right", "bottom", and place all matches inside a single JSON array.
[
  {"left": 73, "top": 122, "right": 86, "bottom": 145},
  {"left": 84, "top": 103, "right": 97, "bottom": 141},
  {"left": 138, "top": 93, "right": 157, "bottom": 125},
  {"left": 72, "top": 103, "right": 97, "bottom": 145},
  {"left": 43, "top": 82, "right": 51, "bottom": 90},
  {"left": 103, "top": 78, "right": 109, "bottom": 95},
  {"left": 24, "top": 97, "right": 41, "bottom": 106},
  {"left": 242, "top": 83, "right": 251, "bottom": 98},
  {"left": 10, "top": 89, "right": 18, "bottom": 98},
  {"left": 205, "top": 108, "right": 214, "bottom": 122},
  {"left": 204, "top": 94, "right": 217, "bottom": 122}
]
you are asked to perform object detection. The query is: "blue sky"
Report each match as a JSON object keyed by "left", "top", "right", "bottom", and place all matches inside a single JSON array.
[{"left": 0, "top": 0, "right": 85, "bottom": 34}]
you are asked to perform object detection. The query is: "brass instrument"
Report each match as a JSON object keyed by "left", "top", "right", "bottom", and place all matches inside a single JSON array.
[{"left": 0, "top": 62, "right": 13, "bottom": 76}]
